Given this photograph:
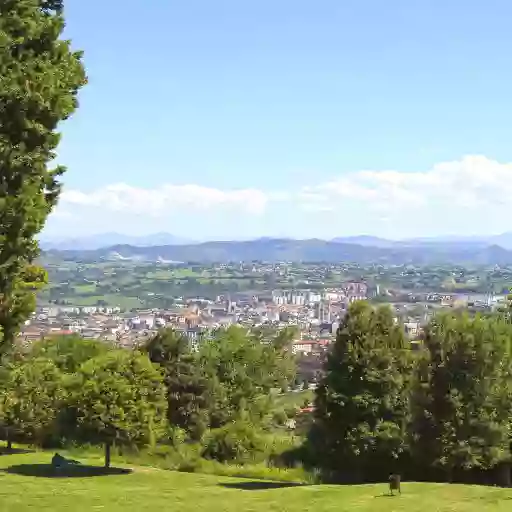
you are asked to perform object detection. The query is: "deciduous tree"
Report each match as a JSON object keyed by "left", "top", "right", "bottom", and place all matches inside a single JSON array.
[
  {"left": 411, "top": 313, "right": 512, "bottom": 483},
  {"left": 199, "top": 326, "right": 296, "bottom": 427},
  {"left": 71, "top": 351, "right": 167, "bottom": 468},
  {"left": 30, "top": 335, "right": 110, "bottom": 373},
  {"left": 0, "top": 358, "right": 65, "bottom": 449}
]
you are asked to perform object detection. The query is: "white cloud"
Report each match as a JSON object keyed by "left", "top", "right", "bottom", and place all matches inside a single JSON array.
[
  {"left": 60, "top": 183, "right": 269, "bottom": 216},
  {"left": 51, "top": 155, "right": 512, "bottom": 238},
  {"left": 298, "top": 155, "right": 512, "bottom": 216}
]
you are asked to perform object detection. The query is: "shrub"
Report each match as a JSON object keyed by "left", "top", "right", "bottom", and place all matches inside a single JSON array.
[
  {"left": 272, "top": 409, "right": 288, "bottom": 426},
  {"left": 202, "top": 421, "right": 267, "bottom": 464},
  {"left": 168, "top": 427, "right": 188, "bottom": 447}
]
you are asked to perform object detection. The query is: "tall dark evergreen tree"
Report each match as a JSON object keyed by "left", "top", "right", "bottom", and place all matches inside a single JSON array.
[
  {"left": 0, "top": 0, "right": 86, "bottom": 351},
  {"left": 313, "top": 301, "right": 412, "bottom": 482},
  {"left": 145, "top": 329, "right": 211, "bottom": 441},
  {"left": 411, "top": 312, "right": 512, "bottom": 483}
]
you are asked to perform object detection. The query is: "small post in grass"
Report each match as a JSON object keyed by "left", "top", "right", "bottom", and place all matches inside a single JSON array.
[{"left": 389, "top": 474, "right": 401, "bottom": 496}]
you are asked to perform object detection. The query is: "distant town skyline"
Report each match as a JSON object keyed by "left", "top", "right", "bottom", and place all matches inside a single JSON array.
[{"left": 48, "top": 1, "right": 512, "bottom": 239}]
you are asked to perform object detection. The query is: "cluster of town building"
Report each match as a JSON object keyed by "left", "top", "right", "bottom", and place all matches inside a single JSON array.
[
  {"left": 21, "top": 281, "right": 503, "bottom": 355},
  {"left": 20, "top": 284, "right": 370, "bottom": 355}
]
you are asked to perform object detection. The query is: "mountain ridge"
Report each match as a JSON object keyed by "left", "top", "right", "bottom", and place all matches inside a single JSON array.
[
  {"left": 40, "top": 232, "right": 194, "bottom": 250},
  {"left": 41, "top": 231, "right": 512, "bottom": 251},
  {"left": 44, "top": 237, "right": 512, "bottom": 265}
]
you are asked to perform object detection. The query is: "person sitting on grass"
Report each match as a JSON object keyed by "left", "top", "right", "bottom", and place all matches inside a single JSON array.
[{"left": 51, "top": 453, "right": 81, "bottom": 468}]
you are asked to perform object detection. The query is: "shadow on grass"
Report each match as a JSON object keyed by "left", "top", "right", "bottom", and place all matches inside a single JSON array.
[
  {"left": 3, "top": 464, "right": 132, "bottom": 478},
  {"left": 0, "top": 447, "right": 35, "bottom": 456},
  {"left": 219, "top": 481, "right": 306, "bottom": 491}
]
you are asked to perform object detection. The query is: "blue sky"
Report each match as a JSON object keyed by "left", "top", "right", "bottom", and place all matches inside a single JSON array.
[{"left": 47, "top": 0, "right": 512, "bottom": 240}]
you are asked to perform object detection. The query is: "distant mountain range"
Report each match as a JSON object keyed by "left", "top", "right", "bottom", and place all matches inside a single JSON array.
[
  {"left": 41, "top": 232, "right": 512, "bottom": 252},
  {"left": 40, "top": 232, "right": 193, "bottom": 250},
  {"left": 332, "top": 234, "right": 512, "bottom": 250},
  {"left": 42, "top": 234, "right": 512, "bottom": 266}
]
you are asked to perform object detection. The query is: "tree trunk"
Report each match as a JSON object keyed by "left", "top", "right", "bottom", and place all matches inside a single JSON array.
[
  {"left": 105, "top": 442, "right": 111, "bottom": 469},
  {"left": 6, "top": 438, "right": 12, "bottom": 451}
]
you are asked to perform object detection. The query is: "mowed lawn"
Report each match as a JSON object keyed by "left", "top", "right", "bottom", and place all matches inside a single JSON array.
[{"left": 0, "top": 452, "right": 511, "bottom": 511}]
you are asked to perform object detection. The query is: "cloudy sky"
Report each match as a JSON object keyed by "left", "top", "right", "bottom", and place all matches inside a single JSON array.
[{"left": 47, "top": 0, "right": 512, "bottom": 240}]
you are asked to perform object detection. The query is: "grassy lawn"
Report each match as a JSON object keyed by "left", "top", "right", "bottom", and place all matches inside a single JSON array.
[{"left": 0, "top": 452, "right": 511, "bottom": 511}]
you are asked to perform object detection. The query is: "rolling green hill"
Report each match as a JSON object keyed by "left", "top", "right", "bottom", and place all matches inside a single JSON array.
[{"left": 0, "top": 452, "right": 511, "bottom": 511}]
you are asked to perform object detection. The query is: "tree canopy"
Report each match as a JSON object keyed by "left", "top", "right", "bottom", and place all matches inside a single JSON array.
[
  {"left": 0, "top": 0, "right": 86, "bottom": 351},
  {"left": 411, "top": 312, "right": 512, "bottom": 482},
  {"left": 313, "top": 301, "right": 413, "bottom": 482},
  {"left": 30, "top": 335, "right": 110, "bottom": 373},
  {"left": 199, "top": 326, "right": 296, "bottom": 427},
  {"left": 0, "top": 357, "right": 64, "bottom": 448},
  {"left": 71, "top": 350, "right": 167, "bottom": 467},
  {"left": 145, "top": 328, "right": 211, "bottom": 441}
]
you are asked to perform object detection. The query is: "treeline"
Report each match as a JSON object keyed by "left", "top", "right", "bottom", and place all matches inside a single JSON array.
[
  {"left": 2, "top": 302, "right": 512, "bottom": 485},
  {"left": 305, "top": 301, "right": 512, "bottom": 486},
  {"left": 0, "top": 326, "right": 297, "bottom": 469}
]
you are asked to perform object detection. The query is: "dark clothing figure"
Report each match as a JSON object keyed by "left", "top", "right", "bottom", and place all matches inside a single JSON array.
[{"left": 52, "top": 453, "right": 80, "bottom": 468}]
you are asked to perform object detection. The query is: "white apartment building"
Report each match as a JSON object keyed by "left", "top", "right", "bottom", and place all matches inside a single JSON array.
[{"left": 308, "top": 291, "right": 322, "bottom": 303}]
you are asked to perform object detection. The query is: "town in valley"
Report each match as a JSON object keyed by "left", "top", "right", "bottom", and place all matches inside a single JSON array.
[{"left": 25, "top": 253, "right": 512, "bottom": 361}]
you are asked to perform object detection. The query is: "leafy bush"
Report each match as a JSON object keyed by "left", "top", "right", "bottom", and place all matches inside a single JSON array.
[
  {"left": 167, "top": 427, "right": 188, "bottom": 447},
  {"left": 272, "top": 408, "right": 288, "bottom": 426},
  {"left": 202, "top": 422, "right": 267, "bottom": 464},
  {"left": 64, "top": 442, "right": 314, "bottom": 483},
  {"left": 193, "top": 459, "right": 315, "bottom": 483}
]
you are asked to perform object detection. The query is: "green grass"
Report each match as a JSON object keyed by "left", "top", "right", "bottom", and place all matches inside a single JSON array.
[
  {"left": 0, "top": 452, "right": 511, "bottom": 511},
  {"left": 274, "top": 390, "right": 313, "bottom": 410},
  {"left": 146, "top": 269, "right": 202, "bottom": 279},
  {"left": 65, "top": 295, "right": 143, "bottom": 309},
  {"left": 73, "top": 284, "right": 97, "bottom": 293}
]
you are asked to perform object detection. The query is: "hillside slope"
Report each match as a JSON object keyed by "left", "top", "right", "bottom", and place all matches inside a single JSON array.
[{"left": 0, "top": 452, "right": 511, "bottom": 511}]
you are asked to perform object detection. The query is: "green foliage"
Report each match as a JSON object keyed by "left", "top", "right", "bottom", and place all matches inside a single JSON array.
[
  {"left": 199, "top": 326, "right": 296, "bottom": 427},
  {"left": 0, "top": 324, "right": 300, "bottom": 466},
  {"left": 0, "top": 357, "right": 64, "bottom": 446},
  {"left": 274, "top": 389, "right": 313, "bottom": 411},
  {"left": 411, "top": 312, "right": 512, "bottom": 476},
  {"left": 202, "top": 422, "right": 268, "bottom": 464},
  {"left": 144, "top": 326, "right": 297, "bottom": 442},
  {"left": 0, "top": 0, "right": 86, "bottom": 351},
  {"left": 145, "top": 328, "right": 211, "bottom": 441},
  {"left": 30, "top": 335, "right": 111, "bottom": 373},
  {"left": 496, "top": 293, "right": 512, "bottom": 324},
  {"left": 70, "top": 350, "right": 167, "bottom": 467},
  {"left": 313, "top": 301, "right": 413, "bottom": 481},
  {"left": 272, "top": 408, "right": 288, "bottom": 427},
  {"left": 254, "top": 326, "right": 298, "bottom": 390}
]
